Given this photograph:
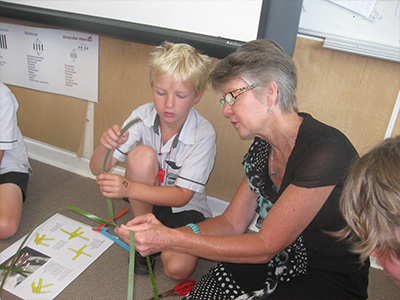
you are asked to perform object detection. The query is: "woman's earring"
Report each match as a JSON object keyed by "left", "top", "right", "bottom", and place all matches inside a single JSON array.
[{"left": 268, "top": 108, "right": 273, "bottom": 114}]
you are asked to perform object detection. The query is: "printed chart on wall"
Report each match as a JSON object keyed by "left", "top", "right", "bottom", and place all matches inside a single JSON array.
[
  {"left": 0, "top": 23, "right": 98, "bottom": 102},
  {"left": 0, "top": 213, "right": 113, "bottom": 299}
]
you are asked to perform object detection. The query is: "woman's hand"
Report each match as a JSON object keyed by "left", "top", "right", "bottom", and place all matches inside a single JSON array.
[
  {"left": 96, "top": 173, "right": 132, "bottom": 198},
  {"left": 100, "top": 124, "right": 129, "bottom": 150},
  {"left": 116, "top": 214, "right": 174, "bottom": 256}
]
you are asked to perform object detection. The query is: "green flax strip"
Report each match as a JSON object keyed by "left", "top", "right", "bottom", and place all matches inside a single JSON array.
[
  {"left": 100, "top": 118, "right": 158, "bottom": 299},
  {"left": 102, "top": 119, "right": 140, "bottom": 226},
  {"left": 147, "top": 256, "right": 159, "bottom": 299},
  {"left": 128, "top": 231, "right": 135, "bottom": 299}
]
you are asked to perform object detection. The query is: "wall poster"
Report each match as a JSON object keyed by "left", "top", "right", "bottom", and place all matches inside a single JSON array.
[{"left": 0, "top": 22, "right": 98, "bottom": 102}]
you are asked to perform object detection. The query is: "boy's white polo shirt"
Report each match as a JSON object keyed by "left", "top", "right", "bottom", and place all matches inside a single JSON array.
[
  {"left": 0, "top": 83, "right": 31, "bottom": 175},
  {"left": 113, "top": 103, "right": 216, "bottom": 218}
]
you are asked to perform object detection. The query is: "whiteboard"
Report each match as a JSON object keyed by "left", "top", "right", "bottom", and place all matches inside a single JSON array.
[
  {"left": 1, "top": 0, "right": 263, "bottom": 42},
  {"left": 299, "top": 0, "right": 400, "bottom": 62}
]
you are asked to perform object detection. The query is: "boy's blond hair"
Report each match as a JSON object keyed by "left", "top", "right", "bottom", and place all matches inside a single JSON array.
[
  {"left": 149, "top": 42, "right": 214, "bottom": 96},
  {"left": 336, "top": 135, "right": 400, "bottom": 262}
]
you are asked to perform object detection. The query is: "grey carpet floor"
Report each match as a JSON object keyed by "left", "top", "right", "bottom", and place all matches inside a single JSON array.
[{"left": 0, "top": 159, "right": 399, "bottom": 299}]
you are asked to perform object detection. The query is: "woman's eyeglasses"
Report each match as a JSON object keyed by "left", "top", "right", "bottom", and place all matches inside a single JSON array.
[{"left": 219, "top": 83, "right": 260, "bottom": 107}]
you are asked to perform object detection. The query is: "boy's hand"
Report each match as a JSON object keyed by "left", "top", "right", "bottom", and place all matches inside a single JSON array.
[
  {"left": 96, "top": 173, "right": 131, "bottom": 198},
  {"left": 100, "top": 124, "right": 129, "bottom": 150}
]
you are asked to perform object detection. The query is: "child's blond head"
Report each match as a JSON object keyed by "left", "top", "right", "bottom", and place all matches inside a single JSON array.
[
  {"left": 337, "top": 136, "right": 400, "bottom": 262},
  {"left": 149, "top": 42, "right": 214, "bottom": 96}
]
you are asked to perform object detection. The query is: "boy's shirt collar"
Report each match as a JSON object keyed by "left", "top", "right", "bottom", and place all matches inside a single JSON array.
[{"left": 151, "top": 107, "right": 197, "bottom": 147}]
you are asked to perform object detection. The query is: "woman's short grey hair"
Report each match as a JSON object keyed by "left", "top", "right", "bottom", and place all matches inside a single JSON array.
[{"left": 209, "top": 39, "right": 298, "bottom": 113}]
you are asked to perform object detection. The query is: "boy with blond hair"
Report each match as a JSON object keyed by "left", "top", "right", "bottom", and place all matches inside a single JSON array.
[
  {"left": 337, "top": 135, "right": 400, "bottom": 286},
  {"left": 90, "top": 42, "right": 216, "bottom": 279}
]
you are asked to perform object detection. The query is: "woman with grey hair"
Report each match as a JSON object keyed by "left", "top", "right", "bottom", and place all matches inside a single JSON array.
[{"left": 116, "top": 39, "right": 369, "bottom": 299}]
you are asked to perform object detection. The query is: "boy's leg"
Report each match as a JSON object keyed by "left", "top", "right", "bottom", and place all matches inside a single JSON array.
[
  {"left": 0, "top": 183, "right": 23, "bottom": 239},
  {"left": 124, "top": 145, "right": 159, "bottom": 275},
  {"left": 161, "top": 251, "right": 199, "bottom": 281},
  {"left": 124, "top": 145, "right": 159, "bottom": 217},
  {"left": 156, "top": 208, "right": 205, "bottom": 280}
]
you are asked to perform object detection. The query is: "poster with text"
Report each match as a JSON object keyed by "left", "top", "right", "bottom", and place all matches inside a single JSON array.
[
  {"left": 0, "top": 22, "right": 98, "bottom": 102},
  {"left": 0, "top": 213, "right": 113, "bottom": 299}
]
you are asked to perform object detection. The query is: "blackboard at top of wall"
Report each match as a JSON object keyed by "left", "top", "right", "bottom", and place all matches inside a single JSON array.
[
  {"left": 0, "top": 0, "right": 303, "bottom": 58},
  {"left": 1, "top": 0, "right": 263, "bottom": 42},
  {"left": 299, "top": 0, "right": 400, "bottom": 62}
]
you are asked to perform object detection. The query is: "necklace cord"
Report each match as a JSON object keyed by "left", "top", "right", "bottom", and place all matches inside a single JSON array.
[{"left": 270, "top": 116, "right": 300, "bottom": 175}]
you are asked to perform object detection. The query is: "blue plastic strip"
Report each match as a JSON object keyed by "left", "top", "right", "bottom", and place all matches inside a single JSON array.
[{"left": 98, "top": 226, "right": 130, "bottom": 252}]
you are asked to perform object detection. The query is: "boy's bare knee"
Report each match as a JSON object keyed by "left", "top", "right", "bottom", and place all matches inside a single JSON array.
[
  {"left": 162, "top": 256, "right": 196, "bottom": 281},
  {"left": 0, "top": 219, "right": 18, "bottom": 240},
  {"left": 127, "top": 145, "right": 158, "bottom": 171},
  {"left": 163, "top": 263, "right": 193, "bottom": 281}
]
